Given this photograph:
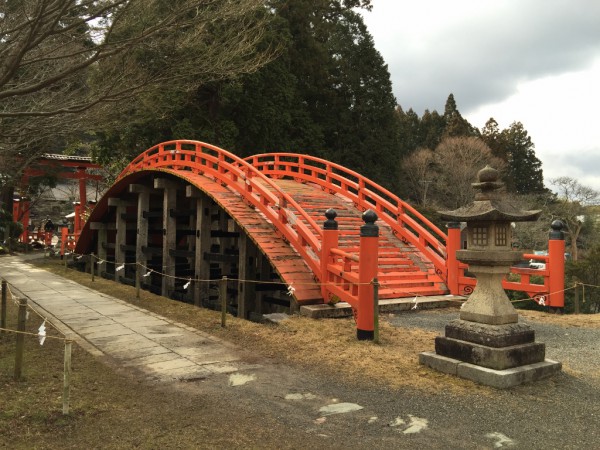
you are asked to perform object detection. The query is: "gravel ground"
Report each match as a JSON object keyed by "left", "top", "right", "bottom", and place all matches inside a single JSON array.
[
  {"left": 385, "top": 309, "right": 600, "bottom": 376},
  {"left": 188, "top": 322, "right": 600, "bottom": 450},
  {"left": 380, "top": 309, "right": 600, "bottom": 449}
]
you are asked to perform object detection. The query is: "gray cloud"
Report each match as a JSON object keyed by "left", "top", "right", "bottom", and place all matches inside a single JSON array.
[{"left": 365, "top": 2, "right": 600, "bottom": 114}]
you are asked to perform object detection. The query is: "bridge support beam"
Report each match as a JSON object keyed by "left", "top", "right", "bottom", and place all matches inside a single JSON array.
[
  {"left": 187, "top": 186, "right": 211, "bottom": 307},
  {"left": 108, "top": 198, "right": 132, "bottom": 282},
  {"left": 155, "top": 178, "right": 178, "bottom": 297},
  {"left": 237, "top": 231, "right": 257, "bottom": 319},
  {"left": 90, "top": 222, "right": 108, "bottom": 270},
  {"left": 257, "top": 253, "right": 271, "bottom": 316},
  {"left": 130, "top": 184, "right": 155, "bottom": 295}
]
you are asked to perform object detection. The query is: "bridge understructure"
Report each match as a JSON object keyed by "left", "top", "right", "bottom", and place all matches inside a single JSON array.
[
  {"left": 75, "top": 140, "right": 562, "bottom": 326},
  {"left": 75, "top": 140, "right": 452, "bottom": 321}
]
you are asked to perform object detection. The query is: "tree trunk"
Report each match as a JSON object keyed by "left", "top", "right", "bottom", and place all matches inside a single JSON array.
[
  {"left": 0, "top": 186, "right": 14, "bottom": 213},
  {"left": 571, "top": 225, "right": 582, "bottom": 262}
]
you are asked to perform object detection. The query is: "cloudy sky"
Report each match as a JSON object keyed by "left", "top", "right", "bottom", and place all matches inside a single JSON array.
[{"left": 360, "top": 1, "right": 600, "bottom": 192}]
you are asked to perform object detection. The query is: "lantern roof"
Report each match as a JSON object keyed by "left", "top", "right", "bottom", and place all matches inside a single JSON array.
[{"left": 438, "top": 165, "right": 541, "bottom": 222}]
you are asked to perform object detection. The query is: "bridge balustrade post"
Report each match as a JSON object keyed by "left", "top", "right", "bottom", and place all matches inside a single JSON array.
[
  {"left": 74, "top": 202, "right": 82, "bottom": 236},
  {"left": 446, "top": 222, "right": 462, "bottom": 295},
  {"left": 60, "top": 226, "right": 68, "bottom": 258},
  {"left": 279, "top": 195, "right": 288, "bottom": 225},
  {"left": 357, "top": 210, "right": 379, "bottom": 341},
  {"left": 21, "top": 199, "right": 30, "bottom": 244},
  {"left": 548, "top": 220, "right": 565, "bottom": 310},
  {"left": 321, "top": 209, "right": 339, "bottom": 301},
  {"left": 12, "top": 198, "right": 30, "bottom": 244}
]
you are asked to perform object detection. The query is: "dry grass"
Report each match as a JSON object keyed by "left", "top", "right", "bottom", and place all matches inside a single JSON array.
[
  {"left": 519, "top": 309, "right": 600, "bottom": 328},
  {"left": 4, "top": 256, "right": 597, "bottom": 447},
  {"left": 20, "top": 257, "right": 599, "bottom": 400},
  {"left": 30, "top": 258, "right": 488, "bottom": 395},
  {"left": 0, "top": 290, "right": 310, "bottom": 449}
]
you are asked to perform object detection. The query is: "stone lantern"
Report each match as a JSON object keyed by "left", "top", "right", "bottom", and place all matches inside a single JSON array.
[{"left": 420, "top": 166, "right": 561, "bottom": 388}]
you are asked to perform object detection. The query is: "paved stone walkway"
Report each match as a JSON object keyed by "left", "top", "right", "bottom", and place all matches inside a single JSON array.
[{"left": 0, "top": 256, "right": 256, "bottom": 382}]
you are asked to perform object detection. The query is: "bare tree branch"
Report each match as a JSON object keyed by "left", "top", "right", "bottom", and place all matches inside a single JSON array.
[{"left": 0, "top": 0, "right": 277, "bottom": 201}]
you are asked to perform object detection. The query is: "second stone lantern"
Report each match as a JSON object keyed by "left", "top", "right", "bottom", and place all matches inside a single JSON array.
[{"left": 420, "top": 165, "right": 561, "bottom": 388}]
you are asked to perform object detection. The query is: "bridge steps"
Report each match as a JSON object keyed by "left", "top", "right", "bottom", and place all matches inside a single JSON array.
[{"left": 269, "top": 179, "right": 447, "bottom": 299}]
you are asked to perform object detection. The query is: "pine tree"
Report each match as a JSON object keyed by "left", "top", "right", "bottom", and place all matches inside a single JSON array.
[
  {"left": 501, "top": 122, "right": 545, "bottom": 194},
  {"left": 442, "top": 94, "right": 477, "bottom": 137},
  {"left": 420, "top": 109, "right": 446, "bottom": 150},
  {"left": 480, "top": 118, "right": 506, "bottom": 160}
]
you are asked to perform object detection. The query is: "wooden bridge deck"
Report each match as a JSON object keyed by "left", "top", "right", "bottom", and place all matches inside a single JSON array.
[{"left": 262, "top": 179, "right": 448, "bottom": 302}]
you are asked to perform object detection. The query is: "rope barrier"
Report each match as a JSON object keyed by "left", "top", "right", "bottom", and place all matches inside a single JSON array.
[
  {"left": 7, "top": 252, "right": 584, "bottom": 318},
  {"left": 12, "top": 249, "right": 583, "bottom": 310},
  {"left": 507, "top": 284, "right": 578, "bottom": 306},
  {"left": 4, "top": 282, "right": 65, "bottom": 337},
  {"left": 0, "top": 326, "right": 66, "bottom": 341}
]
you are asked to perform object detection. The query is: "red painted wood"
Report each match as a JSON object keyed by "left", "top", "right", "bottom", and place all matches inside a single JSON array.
[{"left": 75, "top": 140, "right": 560, "bottom": 308}]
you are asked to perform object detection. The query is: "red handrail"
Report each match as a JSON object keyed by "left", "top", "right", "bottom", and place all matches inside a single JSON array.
[
  {"left": 118, "top": 141, "right": 325, "bottom": 280},
  {"left": 244, "top": 153, "right": 448, "bottom": 281},
  {"left": 457, "top": 254, "right": 554, "bottom": 304}
]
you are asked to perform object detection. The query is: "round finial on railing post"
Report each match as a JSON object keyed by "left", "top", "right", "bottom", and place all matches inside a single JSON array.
[
  {"left": 360, "top": 210, "right": 379, "bottom": 237},
  {"left": 549, "top": 220, "right": 565, "bottom": 240},
  {"left": 324, "top": 208, "right": 338, "bottom": 230}
]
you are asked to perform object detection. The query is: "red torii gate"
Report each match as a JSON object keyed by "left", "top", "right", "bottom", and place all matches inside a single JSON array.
[{"left": 13, "top": 154, "right": 102, "bottom": 244}]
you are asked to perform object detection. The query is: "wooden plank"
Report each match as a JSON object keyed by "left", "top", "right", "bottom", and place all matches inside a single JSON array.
[
  {"left": 154, "top": 178, "right": 179, "bottom": 297},
  {"left": 237, "top": 230, "right": 257, "bottom": 319},
  {"left": 194, "top": 194, "right": 211, "bottom": 306}
]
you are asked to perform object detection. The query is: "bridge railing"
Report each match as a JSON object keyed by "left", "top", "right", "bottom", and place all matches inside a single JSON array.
[
  {"left": 244, "top": 153, "right": 448, "bottom": 280},
  {"left": 118, "top": 141, "right": 325, "bottom": 280},
  {"left": 448, "top": 226, "right": 565, "bottom": 308},
  {"left": 320, "top": 209, "right": 379, "bottom": 340},
  {"left": 59, "top": 227, "right": 77, "bottom": 256}
]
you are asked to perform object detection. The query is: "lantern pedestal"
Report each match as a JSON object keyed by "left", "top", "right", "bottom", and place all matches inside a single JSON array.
[
  {"left": 420, "top": 287, "right": 561, "bottom": 388},
  {"left": 419, "top": 351, "right": 561, "bottom": 389},
  {"left": 419, "top": 165, "right": 561, "bottom": 388},
  {"left": 420, "top": 255, "right": 562, "bottom": 388}
]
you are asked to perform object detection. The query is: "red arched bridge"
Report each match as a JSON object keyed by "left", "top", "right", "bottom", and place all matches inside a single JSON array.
[{"left": 74, "top": 140, "right": 564, "bottom": 339}]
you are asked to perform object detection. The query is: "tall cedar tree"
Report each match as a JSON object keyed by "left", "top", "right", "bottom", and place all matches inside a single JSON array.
[
  {"left": 442, "top": 93, "right": 478, "bottom": 138},
  {"left": 481, "top": 119, "right": 545, "bottom": 194},
  {"left": 231, "top": 0, "right": 398, "bottom": 188},
  {"left": 94, "top": 0, "right": 400, "bottom": 190}
]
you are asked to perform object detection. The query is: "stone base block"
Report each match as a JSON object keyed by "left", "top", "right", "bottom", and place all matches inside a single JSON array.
[
  {"left": 435, "top": 336, "right": 545, "bottom": 370},
  {"left": 420, "top": 352, "right": 561, "bottom": 389},
  {"left": 444, "top": 319, "right": 535, "bottom": 348}
]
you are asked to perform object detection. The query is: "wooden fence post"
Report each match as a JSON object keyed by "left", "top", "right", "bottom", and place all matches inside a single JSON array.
[
  {"left": 14, "top": 297, "right": 27, "bottom": 380},
  {"left": 321, "top": 209, "right": 339, "bottom": 301},
  {"left": 220, "top": 276, "right": 228, "bottom": 327},
  {"left": 63, "top": 339, "right": 72, "bottom": 415},
  {"left": 373, "top": 278, "right": 380, "bottom": 344},
  {"left": 91, "top": 252, "right": 95, "bottom": 282},
  {"left": 357, "top": 210, "right": 379, "bottom": 341},
  {"left": 136, "top": 264, "right": 141, "bottom": 299},
  {"left": 1, "top": 279, "right": 6, "bottom": 334}
]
